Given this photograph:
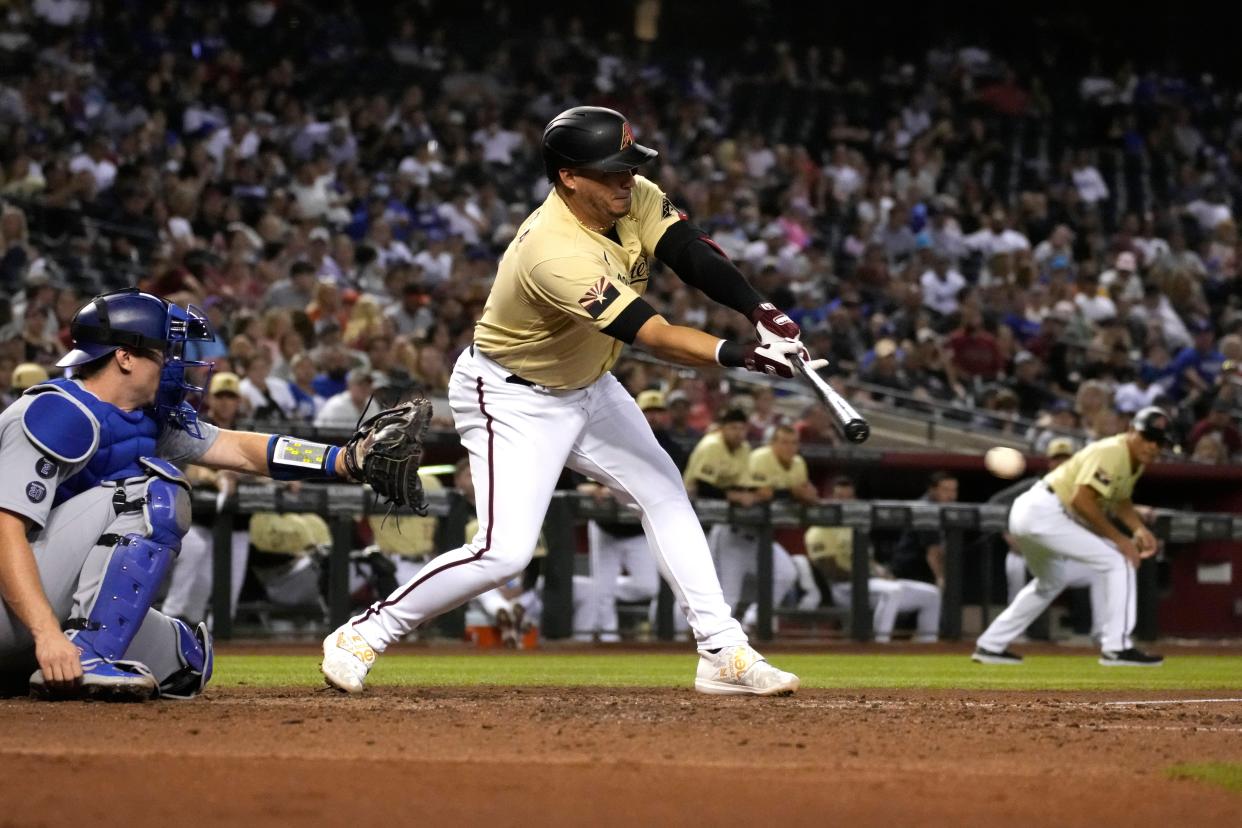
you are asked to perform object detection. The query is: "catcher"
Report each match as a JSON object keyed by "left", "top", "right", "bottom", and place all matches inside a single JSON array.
[{"left": 0, "top": 288, "right": 431, "bottom": 700}]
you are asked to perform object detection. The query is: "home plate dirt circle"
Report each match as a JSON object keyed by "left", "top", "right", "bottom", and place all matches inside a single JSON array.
[{"left": 1, "top": 686, "right": 1239, "bottom": 827}]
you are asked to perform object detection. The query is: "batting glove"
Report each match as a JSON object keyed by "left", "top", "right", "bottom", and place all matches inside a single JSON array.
[
  {"left": 741, "top": 340, "right": 829, "bottom": 378},
  {"left": 750, "top": 302, "right": 801, "bottom": 345}
]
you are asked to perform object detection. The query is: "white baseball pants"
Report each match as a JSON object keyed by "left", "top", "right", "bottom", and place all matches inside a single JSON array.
[
  {"left": 350, "top": 348, "right": 747, "bottom": 654},
  {"left": 710, "top": 524, "right": 797, "bottom": 623},
  {"left": 830, "top": 579, "right": 941, "bottom": 642},
  {"left": 585, "top": 521, "right": 660, "bottom": 642},
  {"left": 162, "top": 525, "right": 250, "bottom": 625},
  {"left": 1004, "top": 550, "right": 1105, "bottom": 643},
  {"left": 978, "top": 485, "right": 1136, "bottom": 654}
]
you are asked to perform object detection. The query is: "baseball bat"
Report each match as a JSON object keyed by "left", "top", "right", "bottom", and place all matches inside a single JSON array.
[{"left": 789, "top": 355, "right": 871, "bottom": 444}]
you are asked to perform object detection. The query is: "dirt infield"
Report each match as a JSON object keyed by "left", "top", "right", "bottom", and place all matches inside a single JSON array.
[{"left": 2, "top": 676, "right": 1240, "bottom": 827}]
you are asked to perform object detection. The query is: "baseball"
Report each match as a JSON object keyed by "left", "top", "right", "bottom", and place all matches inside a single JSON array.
[{"left": 984, "top": 447, "right": 1026, "bottom": 479}]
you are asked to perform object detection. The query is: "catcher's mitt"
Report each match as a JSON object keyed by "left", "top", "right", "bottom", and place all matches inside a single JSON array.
[{"left": 343, "top": 398, "right": 433, "bottom": 514}]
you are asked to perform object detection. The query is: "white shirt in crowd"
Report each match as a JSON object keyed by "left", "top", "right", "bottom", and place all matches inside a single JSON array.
[
  {"left": 964, "top": 227, "right": 1031, "bottom": 258},
  {"left": 206, "top": 125, "right": 260, "bottom": 166},
  {"left": 240, "top": 375, "right": 299, "bottom": 419},
  {"left": 471, "top": 126, "right": 523, "bottom": 166},
  {"left": 397, "top": 155, "right": 448, "bottom": 187},
  {"left": 69, "top": 153, "right": 117, "bottom": 192},
  {"left": 1114, "top": 381, "right": 1166, "bottom": 414},
  {"left": 1072, "top": 164, "right": 1110, "bottom": 204},
  {"left": 315, "top": 392, "right": 368, "bottom": 428},
  {"left": 1075, "top": 291, "right": 1118, "bottom": 323},
  {"left": 920, "top": 267, "right": 967, "bottom": 316},
  {"left": 413, "top": 248, "right": 453, "bottom": 286},
  {"left": 290, "top": 174, "right": 341, "bottom": 221}
]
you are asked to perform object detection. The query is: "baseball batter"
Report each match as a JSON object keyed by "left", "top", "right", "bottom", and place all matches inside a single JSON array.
[
  {"left": 974, "top": 407, "right": 1168, "bottom": 666},
  {"left": 323, "top": 106, "right": 824, "bottom": 695}
]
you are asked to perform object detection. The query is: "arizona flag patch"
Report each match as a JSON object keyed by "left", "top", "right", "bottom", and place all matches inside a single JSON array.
[
  {"left": 1093, "top": 468, "right": 1113, "bottom": 486},
  {"left": 578, "top": 277, "right": 621, "bottom": 319}
]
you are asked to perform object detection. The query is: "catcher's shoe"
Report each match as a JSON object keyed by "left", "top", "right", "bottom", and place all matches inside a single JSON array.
[
  {"left": 322, "top": 625, "right": 376, "bottom": 694},
  {"left": 30, "top": 657, "right": 157, "bottom": 702},
  {"left": 694, "top": 645, "right": 799, "bottom": 696}
]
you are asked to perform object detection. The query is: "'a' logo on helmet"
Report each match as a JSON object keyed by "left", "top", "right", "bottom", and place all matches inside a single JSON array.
[{"left": 620, "top": 121, "right": 634, "bottom": 151}]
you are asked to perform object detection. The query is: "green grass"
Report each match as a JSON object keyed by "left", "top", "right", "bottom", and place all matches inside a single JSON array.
[
  {"left": 216, "top": 652, "right": 1242, "bottom": 692},
  {"left": 1168, "top": 763, "right": 1242, "bottom": 794}
]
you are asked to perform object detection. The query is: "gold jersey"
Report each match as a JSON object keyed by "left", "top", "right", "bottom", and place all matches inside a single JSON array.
[
  {"left": 1044, "top": 433, "right": 1143, "bottom": 515},
  {"left": 746, "top": 446, "right": 809, "bottom": 492},
  {"left": 684, "top": 431, "right": 751, "bottom": 491},
  {"left": 473, "top": 175, "right": 682, "bottom": 389}
]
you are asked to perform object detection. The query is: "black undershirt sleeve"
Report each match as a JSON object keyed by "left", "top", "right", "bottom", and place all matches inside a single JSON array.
[
  {"left": 654, "top": 220, "right": 765, "bottom": 316},
  {"left": 601, "top": 296, "right": 658, "bottom": 344}
]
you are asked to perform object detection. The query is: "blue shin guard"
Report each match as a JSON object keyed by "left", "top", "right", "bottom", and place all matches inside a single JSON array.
[
  {"left": 158, "top": 618, "right": 213, "bottom": 699},
  {"left": 72, "top": 533, "right": 176, "bottom": 661}
]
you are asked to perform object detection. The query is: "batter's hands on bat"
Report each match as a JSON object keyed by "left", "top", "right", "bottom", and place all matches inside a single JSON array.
[
  {"left": 741, "top": 340, "right": 829, "bottom": 378},
  {"left": 750, "top": 302, "right": 801, "bottom": 345}
]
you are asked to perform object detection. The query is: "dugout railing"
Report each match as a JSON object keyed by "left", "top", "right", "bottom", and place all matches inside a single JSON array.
[{"left": 195, "top": 486, "right": 1241, "bottom": 643}]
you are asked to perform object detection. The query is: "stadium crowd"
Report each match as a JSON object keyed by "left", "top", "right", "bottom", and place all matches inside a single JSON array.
[{"left": 0, "top": 0, "right": 1240, "bottom": 466}]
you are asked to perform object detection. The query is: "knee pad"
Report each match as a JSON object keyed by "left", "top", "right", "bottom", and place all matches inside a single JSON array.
[
  {"left": 71, "top": 534, "right": 176, "bottom": 661},
  {"left": 141, "top": 470, "right": 192, "bottom": 548},
  {"left": 159, "top": 618, "right": 213, "bottom": 700}
]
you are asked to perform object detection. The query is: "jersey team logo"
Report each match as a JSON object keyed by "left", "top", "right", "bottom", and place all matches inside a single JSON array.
[
  {"left": 620, "top": 121, "right": 634, "bottom": 151},
  {"left": 578, "top": 277, "right": 621, "bottom": 319},
  {"left": 26, "top": 481, "right": 46, "bottom": 503}
]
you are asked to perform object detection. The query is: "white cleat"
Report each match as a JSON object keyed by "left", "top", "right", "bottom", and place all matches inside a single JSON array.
[
  {"left": 694, "top": 645, "right": 800, "bottom": 696},
  {"left": 321, "top": 626, "right": 376, "bottom": 694}
]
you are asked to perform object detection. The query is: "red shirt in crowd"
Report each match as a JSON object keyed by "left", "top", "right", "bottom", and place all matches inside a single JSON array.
[{"left": 946, "top": 328, "right": 1004, "bottom": 378}]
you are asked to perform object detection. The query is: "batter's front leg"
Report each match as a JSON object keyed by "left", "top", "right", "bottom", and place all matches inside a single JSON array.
[{"left": 323, "top": 368, "right": 585, "bottom": 693}]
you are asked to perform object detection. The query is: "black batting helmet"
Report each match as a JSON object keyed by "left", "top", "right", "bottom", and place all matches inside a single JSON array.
[
  {"left": 1132, "top": 406, "right": 1172, "bottom": 446},
  {"left": 542, "top": 106, "right": 657, "bottom": 183}
]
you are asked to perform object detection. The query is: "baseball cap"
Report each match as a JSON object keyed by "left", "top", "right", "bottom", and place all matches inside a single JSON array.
[
  {"left": 666, "top": 390, "right": 690, "bottom": 406},
  {"left": 916, "top": 328, "right": 939, "bottom": 344},
  {"left": 1115, "top": 251, "right": 1137, "bottom": 271},
  {"left": 636, "top": 390, "right": 667, "bottom": 411},
  {"left": 1014, "top": 350, "right": 1036, "bottom": 366},
  {"left": 11, "top": 362, "right": 49, "bottom": 391},
  {"left": 347, "top": 367, "right": 374, "bottom": 385},
  {"left": 1190, "top": 317, "right": 1213, "bottom": 335},
  {"left": 1045, "top": 437, "right": 1075, "bottom": 458},
  {"left": 209, "top": 372, "right": 241, "bottom": 396},
  {"left": 720, "top": 407, "right": 748, "bottom": 424},
  {"left": 873, "top": 338, "right": 898, "bottom": 359},
  {"left": 309, "top": 227, "right": 331, "bottom": 242}
]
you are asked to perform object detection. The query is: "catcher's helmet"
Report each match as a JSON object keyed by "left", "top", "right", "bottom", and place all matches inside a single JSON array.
[
  {"left": 542, "top": 106, "right": 657, "bottom": 183},
  {"left": 58, "top": 288, "right": 216, "bottom": 436},
  {"left": 1132, "top": 406, "right": 1172, "bottom": 446}
]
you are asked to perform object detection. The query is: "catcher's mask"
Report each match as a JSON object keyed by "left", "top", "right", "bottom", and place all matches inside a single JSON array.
[{"left": 59, "top": 288, "right": 216, "bottom": 437}]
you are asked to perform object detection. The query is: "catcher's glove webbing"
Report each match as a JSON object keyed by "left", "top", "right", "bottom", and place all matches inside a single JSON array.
[{"left": 343, "top": 398, "right": 433, "bottom": 514}]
